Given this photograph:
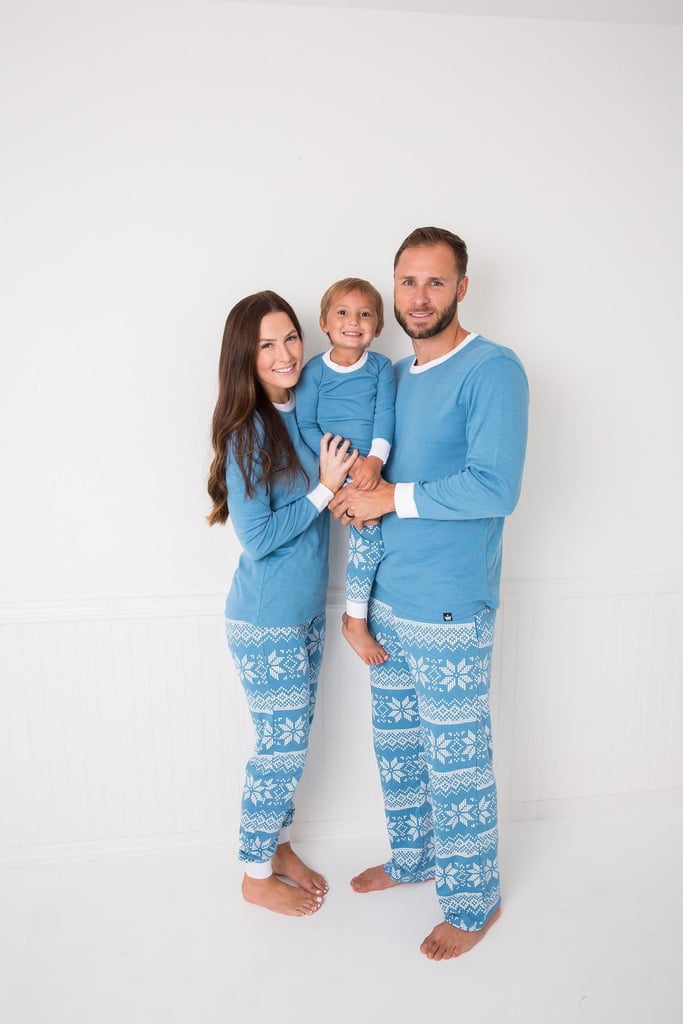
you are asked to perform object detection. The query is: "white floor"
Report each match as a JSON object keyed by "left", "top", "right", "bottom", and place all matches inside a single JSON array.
[{"left": 1, "top": 800, "right": 682, "bottom": 1024}]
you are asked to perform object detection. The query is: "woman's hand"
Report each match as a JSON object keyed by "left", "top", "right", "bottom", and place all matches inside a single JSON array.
[{"left": 319, "top": 433, "right": 358, "bottom": 494}]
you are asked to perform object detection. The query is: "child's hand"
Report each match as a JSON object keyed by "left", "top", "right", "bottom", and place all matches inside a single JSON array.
[{"left": 350, "top": 455, "right": 383, "bottom": 491}]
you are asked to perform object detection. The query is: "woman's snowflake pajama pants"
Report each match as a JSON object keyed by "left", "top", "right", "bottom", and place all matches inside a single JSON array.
[{"left": 226, "top": 614, "right": 325, "bottom": 866}]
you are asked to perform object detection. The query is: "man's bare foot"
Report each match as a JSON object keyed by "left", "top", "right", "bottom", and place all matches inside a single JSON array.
[
  {"left": 341, "top": 613, "right": 389, "bottom": 666},
  {"left": 242, "top": 873, "right": 323, "bottom": 916},
  {"left": 420, "top": 906, "right": 501, "bottom": 960},
  {"left": 271, "top": 841, "right": 328, "bottom": 896},
  {"left": 350, "top": 864, "right": 401, "bottom": 893}
]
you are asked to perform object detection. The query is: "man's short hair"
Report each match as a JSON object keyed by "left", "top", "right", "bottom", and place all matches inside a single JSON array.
[{"left": 393, "top": 227, "right": 468, "bottom": 279}]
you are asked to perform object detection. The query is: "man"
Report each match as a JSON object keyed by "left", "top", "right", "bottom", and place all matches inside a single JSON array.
[{"left": 330, "top": 226, "right": 529, "bottom": 960}]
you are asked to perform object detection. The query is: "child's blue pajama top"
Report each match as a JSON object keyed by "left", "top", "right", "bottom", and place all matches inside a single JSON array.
[
  {"left": 295, "top": 350, "right": 396, "bottom": 459},
  {"left": 225, "top": 395, "right": 332, "bottom": 627},
  {"left": 375, "top": 335, "right": 529, "bottom": 623}
]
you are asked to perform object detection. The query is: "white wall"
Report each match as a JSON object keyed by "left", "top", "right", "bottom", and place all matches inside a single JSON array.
[{"left": 1, "top": 1, "right": 682, "bottom": 857}]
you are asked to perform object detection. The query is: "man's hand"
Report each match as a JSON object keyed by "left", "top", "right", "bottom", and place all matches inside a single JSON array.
[
  {"left": 349, "top": 455, "right": 383, "bottom": 491},
  {"left": 329, "top": 478, "right": 396, "bottom": 526}
]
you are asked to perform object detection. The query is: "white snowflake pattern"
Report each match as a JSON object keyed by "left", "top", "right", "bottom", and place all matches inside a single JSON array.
[
  {"left": 435, "top": 862, "right": 458, "bottom": 891},
  {"left": 267, "top": 651, "right": 286, "bottom": 679},
  {"left": 467, "top": 858, "right": 498, "bottom": 887},
  {"left": 461, "top": 730, "right": 478, "bottom": 760},
  {"left": 348, "top": 532, "right": 370, "bottom": 568},
  {"left": 374, "top": 631, "right": 388, "bottom": 652},
  {"left": 282, "top": 775, "right": 298, "bottom": 798},
  {"left": 387, "top": 695, "right": 418, "bottom": 723},
  {"left": 471, "top": 654, "right": 492, "bottom": 687},
  {"left": 306, "top": 624, "right": 326, "bottom": 656},
  {"left": 406, "top": 814, "right": 422, "bottom": 841},
  {"left": 233, "top": 653, "right": 258, "bottom": 685},
  {"left": 243, "top": 835, "right": 269, "bottom": 858},
  {"left": 278, "top": 715, "right": 307, "bottom": 746},
  {"left": 243, "top": 773, "right": 274, "bottom": 805},
  {"left": 406, "top": 653, "right": 430, "bottom": 684},
  {"left": 447, "top": 798, "right": 476, "bottom": 828},
  {"left": 379, "top": 756, "right": 405, "bottom": 783},
  {"left": 425, "top": 730, "right": 452, "bottom": 765},
  {"left": 478, "top": 794, "right": 493, "bottom": 824},
  {"left": 442, "top": 658, "right": 473, "bottom": 692},
  {"left": 425, "top": 835, "right": 435, "bottom": 862},
  {"left": 258, "top": 720, "right": 274, "bottom": 751},
  {"left": 294, "top": 645, "right": 308, "bottom": 675}
]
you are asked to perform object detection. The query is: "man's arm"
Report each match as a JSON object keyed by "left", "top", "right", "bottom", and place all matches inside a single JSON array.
[
  {"left": 407, "top": 356, "right": 528, "bottom": 519},
  {"left": 330, "top": 354, "right": 528, "bottom": 523}
]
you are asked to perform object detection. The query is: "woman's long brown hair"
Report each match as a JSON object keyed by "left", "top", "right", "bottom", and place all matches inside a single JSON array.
[{"left": 207, "top": 290, "right": 309, "bottom": 525}]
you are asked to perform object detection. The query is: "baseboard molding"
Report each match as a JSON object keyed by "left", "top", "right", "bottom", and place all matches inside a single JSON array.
[
  {"left": 2, "top": 788, "right": 681, "bottom": 867},
  {"left": 1, "top": 571, "right": 680, "bottom": 624}
]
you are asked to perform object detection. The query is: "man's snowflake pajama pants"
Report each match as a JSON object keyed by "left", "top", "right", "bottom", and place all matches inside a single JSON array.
[
  {"left": 368, "top": 598, "right": 500, "bottom": 931},
  {"left": 226, "top": 614, "right": 325, "bottom": 869}
]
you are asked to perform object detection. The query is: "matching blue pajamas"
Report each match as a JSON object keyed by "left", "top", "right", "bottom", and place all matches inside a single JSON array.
[
  {"left": 224, "top": 396, "right": 332, "bottom": 871},
  {"left": 371, "top": 334, "right": 529, "bottom": 930},
  {"left": 296, "top": 349, "right": 395, "bottom": 617},
  {"left": 225, "top": 333, "right": 528, "bottom": 935}
]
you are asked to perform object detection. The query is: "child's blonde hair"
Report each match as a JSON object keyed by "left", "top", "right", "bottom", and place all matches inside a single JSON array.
[{"left": 319, "top": 277, "right": 384, "bottom": 333}]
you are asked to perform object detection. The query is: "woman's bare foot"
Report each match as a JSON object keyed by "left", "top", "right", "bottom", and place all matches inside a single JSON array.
[
  {"left": 341, "top": 613, "right": 389, "bottom": 666},
  {"left": 350, "top": 864, "right": 400, "bottom": 893},
  {"left": 242, "top": 873, "right": 323, "bottom": 916},
  {"left": 271, "top": 841, "right": 328, "bottom": 897},
  {"left": 420, "top": 906, "right": 501, "bottom": 960}
]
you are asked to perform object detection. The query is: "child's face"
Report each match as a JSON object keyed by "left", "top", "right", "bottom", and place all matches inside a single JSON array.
[{"left": 320, "top": 289, "right": 381, "bottom": 361}]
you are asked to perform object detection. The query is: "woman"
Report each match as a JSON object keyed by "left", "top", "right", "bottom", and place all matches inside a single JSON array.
[{"left": 207, "top": 290, "right": 356, "bottom": 917}]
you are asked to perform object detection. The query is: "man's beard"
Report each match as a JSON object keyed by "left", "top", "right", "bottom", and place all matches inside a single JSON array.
[{"left": 394, "top": 295, "right": 458, "bottom": 340}]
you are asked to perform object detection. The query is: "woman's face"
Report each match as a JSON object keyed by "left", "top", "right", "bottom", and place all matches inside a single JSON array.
[{"left": 255, "top": 311, "right": 304, "bottom": 403}]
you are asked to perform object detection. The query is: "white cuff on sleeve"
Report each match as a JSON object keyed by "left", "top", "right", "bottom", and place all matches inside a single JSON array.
[
  {"left": 346, "top": 599, "right": 368, "bottom": 618},
  {"left": 368, "top": 437, "right": 391, "bottom": 463},
  {"left": 394, "top": 482, "right": 418, "bottom": 518},
  {"left": 307, "top": 483, "right": 334, "bottom": 512}
]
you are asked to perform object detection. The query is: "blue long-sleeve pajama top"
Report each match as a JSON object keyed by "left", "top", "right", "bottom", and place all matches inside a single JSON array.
[
  {"left": 295, "top": 350, "right": 396, "bottom": 460},
  {"left": 225, "top": 397, "right": 331, "bottom": 628},
  {"left": 374, "top": 334, "right": 529, "bottom": 624}
]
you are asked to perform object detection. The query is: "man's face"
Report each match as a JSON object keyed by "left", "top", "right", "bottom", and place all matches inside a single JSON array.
[{"left": 393, "top": 242, "right": 468, "bottom": 340}]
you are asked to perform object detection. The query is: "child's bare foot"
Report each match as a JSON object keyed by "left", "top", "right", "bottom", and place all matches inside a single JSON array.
[
  {"left": 420, "top": 907, "right": 501, "bottom": 960},
  {"left": 242, "top": 873, "right": 323, "bottom": 916},
  {"left": 350, "top": 864, "right": 401, "bottom": 893},
  {"left": 342, "top": 613, "right": 389, "bottom": 665},
  {"left": 271, "top": 841, "right": 328, "bottom": 896}
]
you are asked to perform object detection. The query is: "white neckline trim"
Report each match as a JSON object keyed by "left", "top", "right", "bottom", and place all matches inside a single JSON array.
[
  {"left": 322, "top": 349, "right": 369, "bottom": 374},
  {"left": 273, "top": 392, "right": 295, "bottom": 412},
  {"left": 409, "top": 333, "right": 478, "bottom": 374}
]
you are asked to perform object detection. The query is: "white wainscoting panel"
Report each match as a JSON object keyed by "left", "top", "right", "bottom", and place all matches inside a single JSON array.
[{"left": 1, "top": 575, "right": 681, "bottom": 860}]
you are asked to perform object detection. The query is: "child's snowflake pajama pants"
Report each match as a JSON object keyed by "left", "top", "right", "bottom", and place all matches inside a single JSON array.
[{"left": 346, "top": 523, "right": 384, "bottom": 617}]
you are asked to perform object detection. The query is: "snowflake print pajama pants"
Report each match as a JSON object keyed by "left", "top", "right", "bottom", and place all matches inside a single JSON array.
[
  {"left": 368, "top": 598, "right": 500, "bottom": 931},
  {"left": 225, "top": 614, "right": 326, "bottom": 869},
  {"left": 346, "top": 523, "right": 384, "bottom": 616}
]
